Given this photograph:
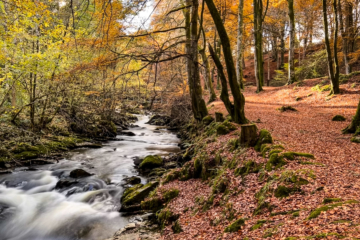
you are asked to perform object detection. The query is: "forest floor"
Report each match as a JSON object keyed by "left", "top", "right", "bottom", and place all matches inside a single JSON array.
[{"left": 155, "top": 77, "right": 360, "bottom": 239}]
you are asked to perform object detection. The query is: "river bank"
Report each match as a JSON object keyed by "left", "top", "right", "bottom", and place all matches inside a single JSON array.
[{"left": 0, "top": 114, "right": 182, "bottom": 240}]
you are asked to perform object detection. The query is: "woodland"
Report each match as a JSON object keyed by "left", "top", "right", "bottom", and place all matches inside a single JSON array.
[{"left": 1, "top": 0, "right": 360, "bottom": 239}]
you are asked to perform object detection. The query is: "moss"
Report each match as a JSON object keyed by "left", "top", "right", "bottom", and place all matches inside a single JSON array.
[
  {"left": 277, "top": 106, "right": 298, "bottom": 112},
  {"left": 121, "top": 184, "right": 144, "bottom": 201},
  {"left": 261, "top": 144, "right": 272, "bottom": 157},
  {"left": 311, "top": 84, "right": 332, "bottom": 92},
  {"left": 307, "top": 200, "right": 359, "bottom": 220},
  {"left": 163, "top": 189, "right": 179, "bottom": 203},
  {"left": 265, "top": 153, "right": 286, "bottom": 171},
  {"left": 253, "top": 201, "right": 274, "bottom": 216},
  {"left": 149, "top": 168, "right": 167, "bottom": 177},
  {"left": 292, "top": 211, "right": 300, "bottom": 217},
  {"left": 121, "top": 181, "right": 159, "bottom": 206},
  {"left": 223, "top": 120, "right": 237, "bottom": 131},
  {"left": 227, "top": 138, "right": 240, "bottom": 152},
  {"left": 157, "top": 209, "right": 179, "bottom": 229},
  {"left": 202, "top": 115, "right": 215, "bottom": 126},
  {"left": 351, "top": 136, "right": 360, "bottom": 143},
  {"left": 202, "top": 194, "right": 215, "bottom": 211},
  {"left": 216, "top": 124, "right": 230, "bottom": 135},
  {"left": 140, "top": 197, "right": 163, "bottom": 211},
  {"left": 332, "top": 115, "right": 346, "bottom": 121},
  {"left": 224, "top": 218, "right": 245, "bottom": 233},
  {"left": 163, "top": 170, "right": 181, "bottom": 184},
  {"left": 268, "top": 149, "right": 283, "bottom": 157},
  {"left": 171, "top": 220, "right": 183, "bottom": 234},
  {"left": 323, "top": 198, "right": 342, "bottom": 204},
  {"left": 14, "top": 151, "right": 40, "bottom": 160},
  {"left": 255, "top": 129, "right": 273, "bottom": 151},
  {"left": 282, "top": 152, "right": 315, "bottom": 160},
  {"left": 285, "top": 237, "right": 298, "bottom": 240},
  {"left": 235, "top": 160, "right": 261, "bottom": 177},
  {"left": 274, "top": 185, "right": 301, "bottom": 199},
  {"left": 307, "top": 232, "right": 346, "bottom": 239},
  {"left": 179, "top": 162, "right": 194, "bottom": 181},
  {"left": 212, "top": 172, "right": 228, "bottom": 194},
  {"left": 139, "top": 155, "right": 163, "bottom": 169},
  {"left": 250, "top": 220, "right": 267, "bottom": 231}
]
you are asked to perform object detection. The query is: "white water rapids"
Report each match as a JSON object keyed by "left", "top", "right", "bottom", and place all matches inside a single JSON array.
[{"left": 0, "top": 115, "right": 180, "bottom": 240}]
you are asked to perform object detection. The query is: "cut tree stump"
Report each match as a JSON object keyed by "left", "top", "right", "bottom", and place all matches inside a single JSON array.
[
  {"left": 215, "top": 112, "right": 225, "bottom": 122},
  {"left": 240, "top": 124, "right": 258, "bottom": 147}
]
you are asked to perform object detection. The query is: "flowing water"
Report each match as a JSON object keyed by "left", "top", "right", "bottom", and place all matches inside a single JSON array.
[{"left": 0, "top": 115, "right": 180, "bottom": 240}]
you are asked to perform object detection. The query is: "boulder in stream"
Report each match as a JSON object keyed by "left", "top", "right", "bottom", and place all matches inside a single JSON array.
[
  {"left": 123, "top": 176, "right": 141, "bottom": 185},
  {"left": 118, "top": 131, "right": 136, "bottom": 136},
  {"left": 55, "top": 179, "right": 79, "bottom": 189},
  {"left": 139, "top": 155, "right": 163, "bottom": 170},
  {"left": 69, "top": 169, "right": 93, "bottom": 178}
]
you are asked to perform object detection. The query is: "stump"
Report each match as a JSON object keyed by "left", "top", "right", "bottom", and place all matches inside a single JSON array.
[
  {"left": 215, "top": 112, "right": 225, "bottom": 122},
  {"left": 240, "top": 124, "right": 258, "bottom": 147}
]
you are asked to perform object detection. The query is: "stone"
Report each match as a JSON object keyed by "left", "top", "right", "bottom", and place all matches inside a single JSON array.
[
  {"left": 55, "top": 179, "right": 78, "bottom": 189},
  {"left": 121, "top": 181, "right": 159, "bottom": 211},
  {"left": 124, "top": 176, "right": 141, "bottom": 185},
  {"left": 139, "top": 156, "right": 163, "bottom": 170},
  {"left": 119, "top": 131, "right": 136, "bottom": 136},
  {"left": 69, "top": 169, "right": 93, "bottom": 178},
  {"left": 125, "top": 223, "right": 136, "bottom": 230}
]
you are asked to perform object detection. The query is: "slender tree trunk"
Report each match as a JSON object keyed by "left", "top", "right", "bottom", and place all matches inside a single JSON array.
[
  {"left": 333, "top": 0, "right": 340, "bottom": 93},
  {"left": 199, "top": 48, "right": 217, "bottom": 103},
  {"left": 205, "top": 0, "right": 247, "bottom": 124},
  {"left": 287, "top": 0, "right": 296, "bottom": 84},
  {"left": 280, "top": 27, "right": 285, "bottom": 69},
  {"left": 236, "top": 0, "right": 245, "bottom": 89},
  {"left": 339, "top": 0, "right": 352, "bottom": 74},
  {"left": 253, "top": 0, "right": 264, "bottom": 92},
  {"left": 323, "top": 0, "right": 340, "bottom": 94}
]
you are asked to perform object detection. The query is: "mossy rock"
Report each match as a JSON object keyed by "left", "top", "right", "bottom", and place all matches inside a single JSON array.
[
  {"left": 149, "top": 168, "right": 167, "bottom": 177},
  {"left": 14, "top": 151, "right": 40, "bottom": 160},
  {"left": 179, "top": 162, "right": 194, "bottom": 181},
  {"left": 163, "top": 189, "right": 179, "bottom": 203},
  {"left": 121, "top": 184, "right": 144, "bottom": 201},
  {"left": 139, "top": 155, "right": 163, "bottom": 170},
  {"left": 274, "top": 185, "right": 301, "bottom": 199},
  {"left": 202, "top": 115, "right": 215, "bottom": 126},
  {"left": 332, "top": 115, "right": 346, "bottom": 121},
  {"left": 323, "top": 198, "right": 342, "bottom": 204},
  {"left": 141, "top": 197, "right": 164, "bottom": 212},
  {"left": 121, "top": 181, "right": 159, "bottom": 207},
  {"left": 265, "top": 153, "right": 286, "bottom": 171},
  {"left": 235, "top": 160, "right": 261, "bottom": 177},
  {"left": 224, "top": 218, "right": 245, "bottom": 232},
  {"left": 277, "top": 106, "right": 297, "bottom": 112},
  {"left": 216, "top": 124, "right": 230, "bottom": 135},
  {"left": 255, "top": 129, "right": 273, "bottom": 152},
  {"left": 282, "top": 152, "right": 315, "bottom": 160}
]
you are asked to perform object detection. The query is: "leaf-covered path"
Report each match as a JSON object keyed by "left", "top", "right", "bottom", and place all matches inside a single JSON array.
[{"left": 159, "top": 80, "right": 360, "bottom": 239}]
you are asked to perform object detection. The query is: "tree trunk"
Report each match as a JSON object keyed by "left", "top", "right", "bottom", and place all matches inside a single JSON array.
[
  {"left": 323, "top": 0, "right": 340, "bottom": 94},
  {"left": 339, "top": 0, "right": 352, "bottom": 74},
  {"left": 185, "top": 0, "right": 208, "bottom": 120},
  {"left": 240, "top": 124, "right": 258, "bottom": 147},
  {"left": 253, "top": 0, "right": 264, "bottom": 92},
  {"left": 343, "top": 98, "right": 360, "bottom": 134},
  {"left": 215, "top": 112, "right": 225, "bottom": 122},
  {"left": 200, "top": 47, "right": 217, "bottom": 103},
  {"left": 236, "top": 0, "right": 245, "bottom": 89},
  {"left": 280, "top": 27, "right": 285, "bottom": 69},
  {"left": 287, "top": 0, "right": 296, "bottom": 85},
  {"left": 205, "top": 0, "right": 247, "bottom": 124}
]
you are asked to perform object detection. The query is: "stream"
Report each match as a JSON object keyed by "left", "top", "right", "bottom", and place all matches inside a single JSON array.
[{"left": 0, "top": 115, "right": 180, "bottom": 240}]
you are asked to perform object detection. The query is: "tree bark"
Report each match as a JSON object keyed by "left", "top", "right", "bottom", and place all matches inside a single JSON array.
[
  {"left": 287, "top": 0, "right": 296, "bottom": 85},
  {"left": 322, "top": 0, "right": 340, "bottom": 94},
  {"left": 236, "top": 0, "right": 245, "bottom": 89},
  {"left": 253, "top": 0, "right": 264, "bottom": 92},
  {"left": 184, "top": 0, "right": 208, "bottom": 120},
  {"left": 343, "top": 98, "right": 360, "bottom": 134},
  {"left": 240, "top": 124, "right": 258, "bottom": 147},
  {"left": 205, "top": 0, "right": 247, "bottom": 124}
]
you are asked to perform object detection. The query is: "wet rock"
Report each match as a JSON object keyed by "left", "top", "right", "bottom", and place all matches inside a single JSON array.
[
  {"left": 124, "top": 176, "right": 141, "bottom": 185},
  {"left": 120, "top": 181, "right": 159, "bottom": 212},
  {"left": 146, "top": 115, "right": 171, "bottom": 126},
  {"left": 133, "top": 157, "right": 144, "bottom": 166},
  {"left": 139, "top": 155, "right": 163, "bottom": 170},
  {"left": 119, "top": 131, "right": 136, "bottom": 136},
  {"left": 125, "top": 223, "right": 136, "bottom": 230},
  {"left": 69, "top": 169, "right": 93, "bottom": 178},
  {"left": 55, "top": 179, "right": 79, "bottom": 189}
]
